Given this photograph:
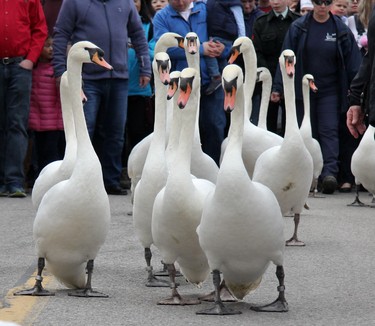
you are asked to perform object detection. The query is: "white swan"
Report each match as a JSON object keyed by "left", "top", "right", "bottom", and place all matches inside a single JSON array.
[
  {"left": 253, "top": 50, "right": 313, "bottom": 247},
  {"left": 183, "top": 32, "right": 219, "bottom": 183},
  {"left": 127, "top": 33, "right": 184, "bottom": 201},
  {"left": 15, "top": 41, "right": 112, "bottom": 296},
  {"left": 256, "top": 67, "right": 272, "bottom": 130},
  {"left": 221, "top": 37, "right": 283, "bottom": 177},
  {"left": 132, "top": 52, "right": 171, "bottom": 287},
  {"left": 300, "top": 74, "right": 323, "bottom": 196},
  {"left": 152, "top": 67, "right": 214, "bottom": 305},
  {"left": 197, "top": 64, "right": 286, "bottom": 315},
  {"left": 350, "top": 125, "right": 375, "bottom": 206},
  {"left": 31, "top": 72, "right": 77, "bottom": 209}
]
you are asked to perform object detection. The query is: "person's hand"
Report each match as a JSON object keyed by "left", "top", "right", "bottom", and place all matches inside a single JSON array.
[
  {"left": 270, "top": 92, "right": 281, "bottom": 103},
  {"left": 346, "top": 105, "right": 366, "bottom": 138},
  {"left": 203, "top": 40, "right": 224, "bottom": 58},
  {"left": 139, "top": 76, "right": 151, "bottom": 88},
  {"left": 19, "top": 59, "right": 34, "bottom": 70}
]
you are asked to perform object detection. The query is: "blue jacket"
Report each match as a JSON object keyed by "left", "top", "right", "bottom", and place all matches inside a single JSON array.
[
  {"left": 153, "top": 1, "right": 232, "bottom": 86},
  {"left": 52, "top": 0, "right": 151, "bottom": 80},
  {"left": 273, "top": 12, "right": 361, "bottom": 112}
]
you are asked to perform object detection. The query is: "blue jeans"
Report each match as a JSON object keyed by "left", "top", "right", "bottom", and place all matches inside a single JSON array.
[
  {"left": 0, "top": 62, "right": 32, "bottom": 189},
  {"left": 83, "top": 78, "right": 128, "bottom": 188},
  {"left": 199, "top": 86, "right": 226, "bottom": 166}
]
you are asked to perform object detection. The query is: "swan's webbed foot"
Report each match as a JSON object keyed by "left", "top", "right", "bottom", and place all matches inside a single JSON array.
[
  {"left": 68, "top": 288, "right": 108, "bottom": 298},
  {"left": 158, "top": 289, "right": 200, "bottom": 305},
  {"left": 251, "top": 266, "right": 288, "bottom": 313},
  {"left": 14, "top": 257, "right": 54, "bottom": 296},
  {"left": 347, "top": 195, "right": 368, "bottom": 207},
  {"left": 196, "top": 301, "right": 241, "bottom": 315},
  {"left": 250, "top": 296, "right": 288, "bottom": 312},
  {"left": 146, "top": 268, "right": 171, "bottom": 287},
  {"left": 14, "top": 282, "right": 54, "bottom": 296},
  {"left": 154, "top": 261, "right": 182, "bottom": 277},
  {"left": 285, "top": 237, "right": 305, "bottom": 246},
  {"left": 199, "top": 280, "right": 237, "bottom": 302}
]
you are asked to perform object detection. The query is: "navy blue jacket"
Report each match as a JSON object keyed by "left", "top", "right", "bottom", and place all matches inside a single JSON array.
[
  {"left": 206, "top": 0, "right": 242, "bottom": 41},
  {"left": 273, "top": 12, "right": 361, "bottom": 112},
  {"left": 53, "top": 0, "right": 151, "bottom": 80}
]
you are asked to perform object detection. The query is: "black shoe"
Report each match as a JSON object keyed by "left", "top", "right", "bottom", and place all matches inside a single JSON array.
[
  {"left": 105, "top": 186, "right": 128, "bottom": 195},
  {"left": 205, "top": 79, "right": 222, "bottom": 95},
  {"left": 322, "top": 176, "right": 337, "bottom": 194}
]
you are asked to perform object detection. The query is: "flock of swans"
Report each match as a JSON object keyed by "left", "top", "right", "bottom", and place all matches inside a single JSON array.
[{"left": 13, "top": 32, "right": 375, "bottom": 318}]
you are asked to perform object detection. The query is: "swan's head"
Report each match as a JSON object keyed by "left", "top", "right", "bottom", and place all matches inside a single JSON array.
[
  {"left": 222, "top": 64, "right": 243, "bottom": 112},
  {"left": 155, "top": 32, "right": 184, "bottom": 52},
  {"left": 279, "top": 49, "right": 295, "bottom": 78},
  {"left": 167, "top": 71, "right": 181, "bottom": 100},
  {"left": 256, "top": 67, "right": 271, "bottom": 83},
  {"left": 228, "top": 36, "right": 253, "bottom": 64},
  {"left": 153, "top": 52, "right": 171, "bottom": 85},
  {"left": 303, "top": 74, "right": 318, "bottom": 93},
  {"left": 177, "top": 67, "right": 199, "bottom": 109},
  {"left": 184, "top": 32, "right": 200, "bottom": 55},
  {"left": 68, "top": 41, "right": 113, "bottom": 70}
]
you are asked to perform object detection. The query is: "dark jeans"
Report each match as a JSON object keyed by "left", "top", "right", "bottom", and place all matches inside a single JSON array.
[
  {"left": 297, "top": 93, "right": 340, "bottom": 180},
  {"left": 0, "top": 62, "right": 32, "bottom": 189},
  {"left": 83, "top": 78, "right": 129, "bottom": 188},
  {"left": 199, "top": 86, "right": 226, "bottom": 166}
]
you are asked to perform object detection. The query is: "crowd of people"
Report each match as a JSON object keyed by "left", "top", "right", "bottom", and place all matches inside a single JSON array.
[{"left": 0, "top": 0, "right": 374, "bottom": 198}]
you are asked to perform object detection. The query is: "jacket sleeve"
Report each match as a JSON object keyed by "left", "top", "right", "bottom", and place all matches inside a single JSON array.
[
  {"left": 128, "top": 6, "right": 152, "bottom": 78},
  {"left": 27, "top": 0, "right": 48, "bottom": 64},
  {"left": 52, "top": 0, "right": 76, "bottom": 77},
  {"left": 349, "top": 53, "right": 370, "bottom": 108}
]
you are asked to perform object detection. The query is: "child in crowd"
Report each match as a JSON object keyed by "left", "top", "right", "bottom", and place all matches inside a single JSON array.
[
  {"left": 205, "top": 0, "right": 246, "bottom": 95},
  {"left": 28, "top": 36, "right": 65, "bottom": 181},
  {"left": 331, "top": 0, "right": 350, "bottom": 24},
  {"left": 150, "top": 0, "right": 168, "bottom": 12}
]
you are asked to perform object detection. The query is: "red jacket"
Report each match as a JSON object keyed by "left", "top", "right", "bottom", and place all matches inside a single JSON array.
[
  {"left": 29, "top": 62, "right": 63, "bottom": 131},
  {"left": 0, "top": 0, "right": 47, "bottom": 64}
]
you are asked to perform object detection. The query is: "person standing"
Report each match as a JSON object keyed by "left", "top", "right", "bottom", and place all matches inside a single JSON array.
[
  {"left": 272, "top": 0, "right": 361, "bottom": 194},
  {"left": 29, "top": 36, "right": 65, "bottom": 178},
  {"left": 153, "top": 0, "right": 231, "bottom": 166},
  {"left": 53, "top": 0, "right": 151, "bottom": 195},
  {"left": 0, "top": 0, "right": 48, "bottom": 198},
  {"left": 252, "top": 0, "right": 300, "bottom": 135}
]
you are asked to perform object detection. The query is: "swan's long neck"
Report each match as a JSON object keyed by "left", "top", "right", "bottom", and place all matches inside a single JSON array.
[
  {"left": 257, "top": 76, "right": 272, "bottom": 130},
  {"left": 60, "top": 81, "right": 77, "bottom": 168},
  {"left": 223, "top": 86, "right": 245, "bottom": 162},
  {"left": 282, "top": 72, "right": 300, "bottom": 140},
  {"left": 300, "top": 82, "right": 312, "bottom": 137},
  {"left": 243, "top": 48, "right": 257, "bottom": 120},
  {"left": 67, "top": 57, "right": 98, "bottom": 167},
  {"left": 152, "top": 78, "right": 167, "bottom": 147},
  {"left": 174, "top": 83, "right": 200, "bottom": 176},
  {"left": 166, "top": 90, "right": 181, "bottom": 170}
]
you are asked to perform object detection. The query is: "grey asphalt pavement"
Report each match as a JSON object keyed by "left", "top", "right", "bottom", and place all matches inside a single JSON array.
[{"left": 1, "top": 189, "right": 375, "bottom": 326}]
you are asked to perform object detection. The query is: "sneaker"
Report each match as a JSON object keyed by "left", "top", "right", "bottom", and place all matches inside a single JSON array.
[
  {"left": 321, "top": 175, "right": 337, "bottom": 194},
  {"left": 0, "top": 185, "right": 8, "bottom": 197},
  {"left": 205, "top": 78, "right": 222, "bottom": 95},
  {"left": 8, "top": 187, "right": 27, "bottom": 198},
  {"left": 105, "top": 185, "right": 128, "bottom": 196}
]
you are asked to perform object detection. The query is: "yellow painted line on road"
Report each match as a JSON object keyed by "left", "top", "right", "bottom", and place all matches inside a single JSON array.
[{"left": 0, "top": 270, "right": 57, "bottom": 325}]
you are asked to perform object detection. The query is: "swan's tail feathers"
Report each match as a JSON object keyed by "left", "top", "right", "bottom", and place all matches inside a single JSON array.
[
  {"left": 226, "top": 276, "right": 262, "bottom": 300},
  {"left": 46, "top": 262, "right": 86, "bottom": 289}
]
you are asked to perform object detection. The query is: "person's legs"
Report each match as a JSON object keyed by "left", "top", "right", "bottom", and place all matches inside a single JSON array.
[
  {"left": 96, "top": 79, "right": 128, "bottom": 190},
  {"left": 311, "top": 94, "right": 340, "bottom": 193},
  {"left": 82, "top": 79, "right": 103, "bottom": 139},
  {"left": 199, "top": 87, "right": 226, "bottom": 166},
  {"left": 4, "top": 64, "right": 32, "bottom": 194}
]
